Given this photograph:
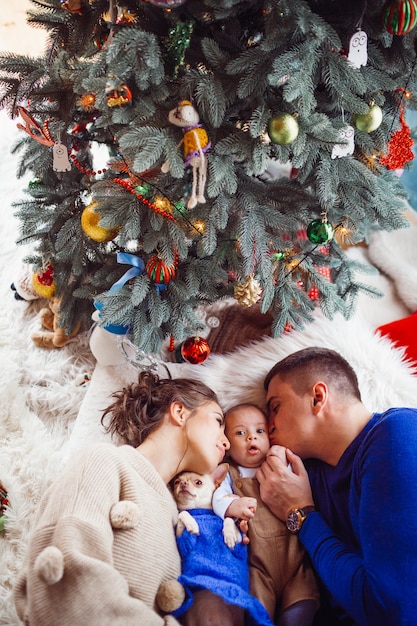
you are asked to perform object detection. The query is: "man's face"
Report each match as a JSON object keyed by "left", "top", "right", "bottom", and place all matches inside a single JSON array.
[{"left": 265, "top": 374, "right": 314, "bottom": 457}]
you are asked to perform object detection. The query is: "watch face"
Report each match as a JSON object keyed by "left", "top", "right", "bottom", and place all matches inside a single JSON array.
[{"left": 287, "top": 510, "right": 301, "bottom": 533}]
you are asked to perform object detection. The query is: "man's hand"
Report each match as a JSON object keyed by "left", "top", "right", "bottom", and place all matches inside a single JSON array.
[{"left": 256, "top": 446, "right": 314, "bottom": 521}]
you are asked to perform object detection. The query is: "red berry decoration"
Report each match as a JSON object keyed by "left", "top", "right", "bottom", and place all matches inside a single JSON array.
[
  {"left": 382, "top": 0, "right": 417, "bottom": 35},
  {"left": 146, "top": 255, "right": 176, "bottom": 285},
  {"left": 177, "top": 336, "right": 211, "bottom": 365}
]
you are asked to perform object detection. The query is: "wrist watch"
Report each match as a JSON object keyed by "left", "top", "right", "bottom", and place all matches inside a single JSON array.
[{"left": 286, "top": 506, "right": 316, "bottom": 534}]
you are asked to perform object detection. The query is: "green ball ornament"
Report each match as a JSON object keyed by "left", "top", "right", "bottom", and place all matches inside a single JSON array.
[
  {"left": 307, "top": 219, "right": 334, "bottom": 245},
  {"left": 268, "top": 113, "right": 299, "bottom": 145},
  {"left": 353, "top": 103, "right": 383, "bottom": 133}
]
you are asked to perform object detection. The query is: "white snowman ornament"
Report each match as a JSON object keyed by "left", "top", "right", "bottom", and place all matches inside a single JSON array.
[
  {"left": 332, "top": 125, "right": 355, "bottom": 159},
  {"left": 347, "top": 30, "right": 368, "bottom": 69}
]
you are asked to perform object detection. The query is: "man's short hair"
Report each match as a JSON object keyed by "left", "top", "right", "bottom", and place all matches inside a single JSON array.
[{"left": 264, "top": 347, "right": 362, "bottom": 401}]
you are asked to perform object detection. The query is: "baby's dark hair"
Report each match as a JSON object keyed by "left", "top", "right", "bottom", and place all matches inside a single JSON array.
[{"left": 101, "top": 371, "right": 219, "bottom": 447}]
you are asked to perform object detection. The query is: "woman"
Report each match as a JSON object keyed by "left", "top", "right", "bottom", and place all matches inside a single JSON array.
[{"left": 14, "top": 371, "right": 229, "bottom": 626}]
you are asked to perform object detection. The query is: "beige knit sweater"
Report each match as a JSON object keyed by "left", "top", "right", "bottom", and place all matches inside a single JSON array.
[{"left": 14, "top": 443, "right": 182, "bottom": 626}]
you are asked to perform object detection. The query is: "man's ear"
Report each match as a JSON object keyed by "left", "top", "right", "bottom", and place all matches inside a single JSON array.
[{"left": 312, "top": 382, "right": 327, "bottom": 412}]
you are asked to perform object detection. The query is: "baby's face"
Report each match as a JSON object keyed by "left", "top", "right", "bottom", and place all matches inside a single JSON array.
[{"left": 225, "top": 407, "right": 270, "bottom": 469}]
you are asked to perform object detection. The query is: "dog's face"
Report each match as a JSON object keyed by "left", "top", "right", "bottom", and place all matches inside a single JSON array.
[
  {"left": 172, "top": 464, "right": 229, "bottom": 511},
  {"left": 172, "top": 471, "right": 215, "bottom": 511}
]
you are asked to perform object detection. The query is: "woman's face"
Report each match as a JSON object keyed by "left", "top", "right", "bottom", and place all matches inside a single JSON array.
[{"left": 183, "top": 401, "right": 230, "bottom": 475}]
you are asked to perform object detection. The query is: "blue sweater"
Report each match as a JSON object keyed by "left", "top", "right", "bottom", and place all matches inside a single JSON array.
[
  {"left": 173, "top": 508, "right": 273, "bottom": 626},
  {"left": 301, "top": 408, "right": 417, "bottom": 626}
]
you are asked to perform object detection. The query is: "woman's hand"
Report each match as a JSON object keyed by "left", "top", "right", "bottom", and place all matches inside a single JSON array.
[{"left": 256, "top": 445, "right": 314, "bottom": 521}]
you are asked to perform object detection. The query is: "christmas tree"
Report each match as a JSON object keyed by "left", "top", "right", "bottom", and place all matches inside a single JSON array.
[{"left": 1, "top": 0, "right": 416, "bottom": 355}]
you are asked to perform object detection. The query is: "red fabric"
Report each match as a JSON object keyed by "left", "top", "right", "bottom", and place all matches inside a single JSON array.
[{"left": 376, "top": 311, "right": 417, "bottom": 364}]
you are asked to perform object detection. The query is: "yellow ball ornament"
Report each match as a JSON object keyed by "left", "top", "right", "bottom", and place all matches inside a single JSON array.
[
  {"left": 353, "top": 103, "right": 383, "bottom": 133},
  {"left": 32, "top": 264, "right": 55, "bottom": 298},
  {"left": 81, "top": 201, "right": 120, "bottom": 242},
  {"left": 268, "top": 113, "right": 299, "bottom": 145}
]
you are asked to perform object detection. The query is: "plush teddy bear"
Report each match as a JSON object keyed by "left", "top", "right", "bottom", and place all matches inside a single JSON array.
[{"left": 31, "top": 297, "right": 81, "bottom": 349}]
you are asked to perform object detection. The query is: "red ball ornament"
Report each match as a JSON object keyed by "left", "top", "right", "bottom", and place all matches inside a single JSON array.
[
  {"left": 382, "top": 0, "right": 417, "bottom": 35},
  {"left": 177, "top": 336, "right": 211, "bottom": 365},
  {"left": 146, "top": 256, "right": 176, "bottom": 285}
]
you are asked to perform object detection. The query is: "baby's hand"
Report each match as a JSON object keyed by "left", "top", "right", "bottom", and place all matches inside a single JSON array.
[
  {"left": 226, "top": 497, "right": 257, "bottom": 521},
  {"left": 267, "top": 445, "right": 288, "bottom": 464}
]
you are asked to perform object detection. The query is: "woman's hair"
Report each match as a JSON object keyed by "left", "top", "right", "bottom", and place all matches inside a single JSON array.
[
  {"left": 264, "top": 346, "right": 362, "bottom": 401},
  {"left": 101, "top": 371, "right": 219, "bottom": 447}
]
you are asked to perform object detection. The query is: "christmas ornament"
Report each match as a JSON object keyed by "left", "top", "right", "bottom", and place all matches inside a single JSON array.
[
  {"left": 28, "top": 177, "right": 42, "bottom": 188},
  {"left": 353, "top": 102, "right": 383, "bottom": 133},
  {"left": 116, "top": 9, "right": 136, "bottom": 24},
  {"left": 382, "top": 0, "right": 417, "bottom": 35},
  {"left": 146, "top": 255, "right": 176, "bottom": 286},
  {"left": 0, "top": 484, "right": 8, "bottom": 533},
  {"left": 175, "top": 336, "right": 211, "bottom": 365},
  {"left": 380, "top": 107, "right": 415, "bottom": 169},
  {"left": 268, "top": 113, "right": 299, "bottom": 145},
  {"left": 234, "top": 275, "right": 262, "bottom": 307},
  {"left": 32, "top": 264, "right": 55, "bottom": 298},
  {"left": 164, "top": 20, "right": 194, "bottom": 78},
  {"left": 61, "top": 0, "right": 84, "bottom": 14},
  {"left": 331, "top": 125, "right": 355, "bottom": 158},
  {"left": 307, "top": 219, "right": 334, "bottom": 245},
  {"left": 347, "top": 30, "right": 368, "bottom": 68},
  {"left": 16, "top": 106, "right": 54, "bottom": 147},
  {"left": 145, "top": 0, "right": 187, "bottom": 6},
  {"left": 105, "top": 80, "right": 132, "bottom": 108},
  {"left": 78, "top": 93, "right": 96, "bottom": 111},
  {"left": 81, "top": 201, "right": 120, "bottom": 242},
  {"left": 162, "top": 101, "right": 211, "bottom": 209},
  {"left": 53, "top": 143, "right": 72, "bottom": 172}
]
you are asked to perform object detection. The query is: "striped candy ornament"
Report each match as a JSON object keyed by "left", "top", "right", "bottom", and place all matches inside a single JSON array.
[
  {"left": 145, "top": 255, "right": 176, "bottom": 285},
  {"left": 382, "top": 0, "right": 417, "bottom": 35}
]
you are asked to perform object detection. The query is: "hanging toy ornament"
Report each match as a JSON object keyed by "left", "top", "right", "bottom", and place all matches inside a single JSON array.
[
  {"left": 380, "top": 106, "right": 415, "bottom": 169},
  {"left": 307, "top": 218, "right": 334, "bottom": 245},
  {"left": 382, "top": 0, "right": 417, "bottom": 35},
  {"left": 175, "top": 336, "right": 211, "bottom": 365},
  {"left": 53, "top": 141, "right": 72, "bottom": 173},
  {"left": 331, "top": 125, "right": 355, "bottom": 158},
  {"left": 347, "top": 29, "right": 368, "bottom": 68},
  {"left": 105, "top": 78, "right": 132, "bottom": 108},
  {"left": 161, "top": 101, "right": 211, "bottom": 209},
  {"left": 234, "top": 275, "right": 262, "bottom": 307},
  {"left": 267, "top": 113, "right": 299, "bottom": 145},
  {"left": 32, "top": 263, "right": 56, "bottom": 298},
  {"left": 146, "top": 255, "right": 177, "bottom": 288},
  {"left": 81, "top": 201, "right": 120, "bottom": 242},
  {"left": 353, "top": 102, "right": 383, "bottom": 133}
]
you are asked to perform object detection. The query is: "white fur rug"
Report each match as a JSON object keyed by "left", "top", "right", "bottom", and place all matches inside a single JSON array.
[{"left": 0, "top": 110, "right": 96, "bottom": 625}]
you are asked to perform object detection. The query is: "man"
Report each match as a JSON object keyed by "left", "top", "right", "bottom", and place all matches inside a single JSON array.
[{"left": 256, "top": 346, "right": 417, "bottom": 626}]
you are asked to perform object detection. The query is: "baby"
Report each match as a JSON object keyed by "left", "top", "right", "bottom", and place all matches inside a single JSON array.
[{"left": 212, "top": 404, "right": 319, "bottom": 626}]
